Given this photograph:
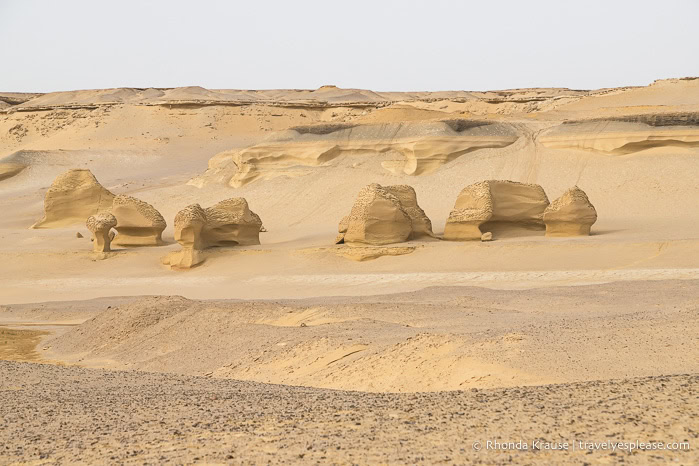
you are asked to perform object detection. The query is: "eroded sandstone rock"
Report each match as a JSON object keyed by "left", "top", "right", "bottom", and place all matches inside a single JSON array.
[
  {"left": 337, "top": 183, "right": 434, "bottom": 246},
  {"left": 544, "top": 186, "right": 597, "bottom": 237},
  {"left": 32, "top": 169, "right": 115, "bottom": 229},
  {"left": 111, "top": 195, "right": 166, "bottom": 246},
  {"left": 86, "top": 213, "right": 117, "bottom": 253},
  {"left": 162, "top": 204, "right": 208, "bottom": 269},
  {"left": 163, "top": 199, "right": 263, "bottom": 269},
  {"left": 203, "top": 198, "right": 262, "bottom": 247},
  {"left": 383, "top": 185, "right": 434, "bottom": 239},
  {"left": 444, "top": 180, "right": 549, "bottom": 241}
]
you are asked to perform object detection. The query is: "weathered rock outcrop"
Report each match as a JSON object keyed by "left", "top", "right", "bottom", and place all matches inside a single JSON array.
[
  {"left": 189, "top": 120, "right": 518, "bottom": 188},
  {"left": 203, "top": 198, "right": 262, "bottom": 246},
  {"left": 32, "top": 169, "right": 115, "bottom": 229},
  {"left": 336, "top": 183, "right": 432, "bottom": 246},
  {"left": 444, "top": 180, "right": 549, "bottom": 240},
  {"left": 162, "top": 204, "right": 208, "bottom": 269},
  {"left": 543, "top": 187, "right": 597, "bottom": 236},
  {"left": 111, "top": 195, "right": 166, "bottom": 246},
  {"left": 539, "top": 120, "right": 699, "bottom": 154},
  {"left": 86, "top": 213, "right": 117, "bottom": 253},
  {"left": 163, "top": 198, "right": 263, "bottom": 269},
  {"left": 384, "top": 185, "right": 434, "bottom": 239}
]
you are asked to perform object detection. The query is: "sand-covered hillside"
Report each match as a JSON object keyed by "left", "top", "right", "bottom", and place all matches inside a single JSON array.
[
  {"left": 1, "top": 79, "right": 698, "bottom": 302},
  {"left": 2, "top": 78, "right": 698, "bottom": 464}
]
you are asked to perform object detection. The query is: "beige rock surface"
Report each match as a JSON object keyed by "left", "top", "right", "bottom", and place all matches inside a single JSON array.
[
  {"left": 337, "top": 184, "right": 433, "bottom": 245},
  {"left": 544, "top": 186, "right": 598, "bottom": 236},
  {"left": 189, "top": 120, "right": 518, "bottom": 188},
  {"left": 111, "top": 195, "right": 166, "bottom": 246},
  {"left": 31, "top": 169, "right": 115, "bottom": 229},
  {"left": 203, "top": 197, "right": 262, "bottom": 246},
  {"left": 540, "top": 120, "right": 699, "bottom": 154},
  {"left": 341, "top": 184, "right": 412, "bottom": 245},
  {"left": 384, "top": 185, "right": 434, "bottom": 239},
  {"left": 86, "top": 213, "right": 117, "bottom": 253},
  {"left": 444, "top": 180, "right": 549, "bottom": 241},
  {"left": 163, "top": 198, "right": 262, "bottom": 269},
  {"left": 162, "top": 204, "right": 207, "bottom": 269}
]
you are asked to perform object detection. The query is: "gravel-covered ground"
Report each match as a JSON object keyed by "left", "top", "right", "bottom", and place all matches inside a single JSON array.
[{"left": 0, "top": 361, "right": 695, "bottom": 464}]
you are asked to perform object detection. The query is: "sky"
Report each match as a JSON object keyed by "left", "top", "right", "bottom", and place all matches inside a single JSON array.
[{"left": 1, "top": 0, "right": 698, "bottom": 93}]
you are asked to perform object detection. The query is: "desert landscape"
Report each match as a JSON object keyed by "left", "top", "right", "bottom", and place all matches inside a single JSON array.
[{"left": 1, "top": 78, "right": 698, "bottom": 463}]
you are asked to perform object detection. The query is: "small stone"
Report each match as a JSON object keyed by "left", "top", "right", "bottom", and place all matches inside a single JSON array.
[
  {"left": 76, "top": 232, "right": 84, "bottom": 238},
  {"left": 481, "top": 232, "right": 493, "bottom": 242}
]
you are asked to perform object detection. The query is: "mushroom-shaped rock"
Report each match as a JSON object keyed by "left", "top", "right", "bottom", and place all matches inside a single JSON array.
[
  {"left": 86, "top": 213, "right": 117, "bottom": 253},
  {"left": 342, "top": 184, "right": 412, "bottom": 245},
  {"left": 544, "top": 186, "right": 597, "bottom": 237},
  {"left": 163, "top": 204, "right": 208, "bottom": 269},
  {"left": 32, "top": 169, "right": 115, "bottom": 228},
  {"left": 111, "top": 195, "right": 166, "bottom": 246},
  {"left": 444, "top": 180, "right": 549, "bottom": 240},
  {"left": 384, "top": 185, "right": 434, "bottom": 239},
  {"left": 203, "top": 198, "right": 262, "bottom": 247}
]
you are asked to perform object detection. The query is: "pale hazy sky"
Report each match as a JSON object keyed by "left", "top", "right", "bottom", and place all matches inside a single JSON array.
[{"left": 1, "top": 0, "right": 698, "bottom": 93}]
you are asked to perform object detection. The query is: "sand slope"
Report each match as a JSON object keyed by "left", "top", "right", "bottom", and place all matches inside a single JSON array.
[{"left": 4, "top": 281, "right": 686, "bottom": 392}]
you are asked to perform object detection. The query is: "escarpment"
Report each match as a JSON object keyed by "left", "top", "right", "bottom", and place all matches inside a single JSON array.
[
  {"left": 540, "top": 120, "right": 699, "bottom": 154},
  {"left": 189, "top": 120, "right": 518, "bottom": 188}
]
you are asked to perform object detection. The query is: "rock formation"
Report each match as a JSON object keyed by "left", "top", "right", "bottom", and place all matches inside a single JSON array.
[
  {"left": 163, "top": 204, "right": 208, "bottom": 269},
  {"left": 111, "top": 195, "right": 166, "bottom": 246},
  {"left": 543, "top": 187, "right": 597, "bottom": 236},
  {"left": 203, "top": 198, "right": 262, "bottom": 246},
  {"left": 188, "top": 120, "right": 518, "bottom": 188},
  {"left": 86, "top": 213, "right": 117, "bottom": 253},
  {"left": 444, "top": 180, "right": 549, "bottom": 241},
  {"left": 383, "top": 185, "right": 434, "bottom": 239},
  {"left": 540, "top": 120, "right": 699, "bottom": 154},
  {"left": 163, "top": 198, "right": 263, "bottom": 269},
  {"left": 32, "top": 169, "right": 115, "bottom": 229},
  {"left": 337, "top": 183, "right": 433, "bottom": 246}
]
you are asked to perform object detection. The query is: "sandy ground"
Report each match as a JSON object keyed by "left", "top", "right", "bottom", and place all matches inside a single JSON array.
[
  {"left": 1, "top": 80, "right": 698, "bottom": 463},
  {"left": 0, "top": 280, "right": 695, "bottom": 393},
  {"left": 0, "top": 361, "right": 695, "bottom": 464}
]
